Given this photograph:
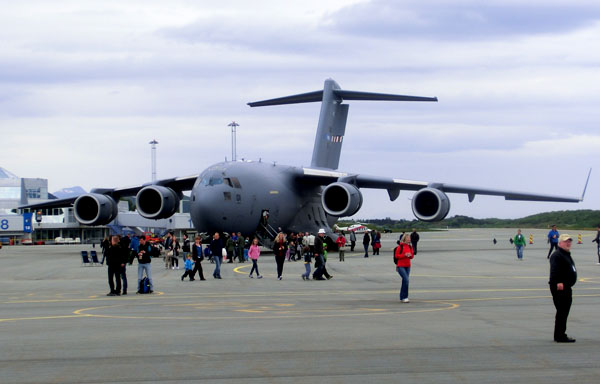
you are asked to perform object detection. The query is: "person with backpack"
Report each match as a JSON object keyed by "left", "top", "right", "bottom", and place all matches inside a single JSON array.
[
  {"left": 394, "top": 234, "right": 415, "bottom": 303},
  {"left": 136, "top": 237, "right": 154, "bottom": 294}
]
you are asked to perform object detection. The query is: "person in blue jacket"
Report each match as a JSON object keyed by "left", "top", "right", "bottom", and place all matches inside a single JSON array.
[
  {"left": 181, "top": 254, "right": 195, "bottom": 281},
  {"left": 547, "top": 225, "right": 560, "bottom": 259}
]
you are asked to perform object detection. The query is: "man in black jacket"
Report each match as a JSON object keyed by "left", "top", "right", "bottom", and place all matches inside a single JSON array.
[
  {"left": 410, "top": 229, "right": 420, "bottom": 255},
  {"left": 136, "top": 237, "right": 154, "bottom": 293},
  {"left": 549, "top": 234, "right": 577, "bottom": 343},
  {"left": 105, "top": 235, "right": 126, "bottom": 296}
]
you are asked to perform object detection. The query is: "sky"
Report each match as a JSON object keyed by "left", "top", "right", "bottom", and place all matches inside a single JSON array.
[{"left": 1, "top": 0, "right": 599, "bottom": 220}]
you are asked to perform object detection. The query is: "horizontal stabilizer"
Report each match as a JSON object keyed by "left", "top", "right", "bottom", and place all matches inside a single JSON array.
[
  {"left": 248, "top": 88, "right": 437, "bottom": 107},
  {"left": 334, "top": 90, "right": 437, "bottom": 102},
  {"left": 248, "top": 91, "right": 323, "bottom": 107}
]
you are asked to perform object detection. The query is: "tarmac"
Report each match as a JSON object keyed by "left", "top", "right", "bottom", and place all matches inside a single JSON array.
[{"left": 1, "top": 228, "right": 599, "bottom": 384}]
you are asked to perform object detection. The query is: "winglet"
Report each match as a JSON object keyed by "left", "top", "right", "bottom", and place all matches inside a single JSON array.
[{"left": 580, "top": 168, "right": 592, "bottom": 201}]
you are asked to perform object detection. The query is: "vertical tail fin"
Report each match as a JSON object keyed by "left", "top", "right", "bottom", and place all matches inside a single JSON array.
[{"left": 248, "top": 79, "right": 437, "bottom": 170}]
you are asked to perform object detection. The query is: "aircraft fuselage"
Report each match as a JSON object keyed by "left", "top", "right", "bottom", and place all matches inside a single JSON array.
[{"left": 190, "top": 161, "right": 335, "bottom": 236}]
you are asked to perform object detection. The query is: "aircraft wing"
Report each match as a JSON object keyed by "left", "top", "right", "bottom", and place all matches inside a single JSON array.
[
  {"left": 19, "top": 174, "right": 199, "bottom": 210},
  {"left": 300, "top": 168, "right": 588, "bottom": 203}
]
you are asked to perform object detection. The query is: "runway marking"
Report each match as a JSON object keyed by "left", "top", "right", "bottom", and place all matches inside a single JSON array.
[
  {"left": 3, "top": 286, "right": 599, "bottom": 323},
  {"left": 231, "top": 264, "right": 252, "bottom": 275},
  {"left": 69, "top": 300, "right": 460, "bottom": 321},
  {"left": 4, "top": 286, "right": 600, "bottom": 304},
  {"left": 0, "top": 315, "right": 85, "bottom": 323}
]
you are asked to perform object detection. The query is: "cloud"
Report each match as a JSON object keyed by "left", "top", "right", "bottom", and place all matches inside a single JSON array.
[{"left": 326, "top": 0, "right": 600, "bottom": 40}]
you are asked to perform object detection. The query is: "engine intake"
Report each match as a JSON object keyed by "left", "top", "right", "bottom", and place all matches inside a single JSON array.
[
  {"left": 136, "top": 186, "right": 180, "bottom": 219},
  {"left": 411, "top": 187, "right": 451, "bottom": 222},
  {"left": 73, "top": 193, "right": 118, "bottom": 226},
  {"left": 321, "top": 182, "right": 363, "bottom": 217}
]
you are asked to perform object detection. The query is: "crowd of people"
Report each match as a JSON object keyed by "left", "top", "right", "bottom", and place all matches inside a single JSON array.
[
  {"left": 97, "top": 223, "right": 597, "bottom": 343},
  {"left": 98, "top": 228, "right": 412, "bottom": 295}
]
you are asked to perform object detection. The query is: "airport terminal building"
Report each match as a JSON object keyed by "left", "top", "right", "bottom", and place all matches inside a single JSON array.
[{"left": 0, "top": 167, "right": 193, "bottom": 245}]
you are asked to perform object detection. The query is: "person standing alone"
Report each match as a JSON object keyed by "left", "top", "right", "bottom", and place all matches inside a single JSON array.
[
  {"left": 514, "top": 229, "right": 526, "bottom": 260},
  {"left": 547, "top": 225, "right": 559, "bottom": 259},
  {"left": 394, "top": 234, "right": 415, "bottom": 303},
  {"left": 410, "top": 229, "right": 420, "bottom": 255},
  {"left": 549, "top": 234, "right": 578, "bottom": 343}
]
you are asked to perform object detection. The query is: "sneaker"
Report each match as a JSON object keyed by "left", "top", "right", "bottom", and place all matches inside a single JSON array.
[
  {"left": 249, "top": 274, "right": 254, "bottom": 278},
  {"left": 257, "top": 275, "right": 263, "bottom": 279},
  {"left": 107, "top": 292, "right": 116, "bottom": 296},
  {"left": 301, "top": 275, "right": 306, "bottom": 280},
  {"left": 181, "top": 276, "right": 184, "bottom": 281},
  {"left": 277, "top": 276, "right": 282, "bottom": 280},
  {"left": 401, "top": 298, "right": 410, "bottom": 303},
  {"left": 122, "top": 291, "right": 127, "bottom": 295},
  {"left": 176, "top": 267, "right": 180, "bottom": 270}
]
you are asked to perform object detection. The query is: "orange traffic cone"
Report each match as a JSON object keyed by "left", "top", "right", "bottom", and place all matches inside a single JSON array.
[
  {"left": 578, "top": 234, "right": 582, "bottom": 244},
  {"left": 529, "top": 234, "right": 533, "bottom": 244}
]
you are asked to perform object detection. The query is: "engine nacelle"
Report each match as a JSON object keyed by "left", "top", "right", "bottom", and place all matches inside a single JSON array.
[
  {"left": 136, "top": 186, "right": 180, "bottom": 220},
  {"left": 73, "top": 193, "right": 118, "bottom": 226},
  {"left": 411, "top": 187, "right": 451, "bottom": 222},
  {"left": 321, "top": 182, "right": 363, "bottom": 217}
]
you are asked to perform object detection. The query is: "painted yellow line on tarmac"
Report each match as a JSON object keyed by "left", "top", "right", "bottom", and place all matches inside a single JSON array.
[
  {"left": 233, "top": 264, "right": 251, "bottom": 274},
  {"left": 69, "top": 301, "right": 459, "bottom": 321},
  {"left": 414, "top": 274, "right": 548, "bottom": 280},
  {"left": 0, "top": 315, "right": 85, "bottom": 323}
]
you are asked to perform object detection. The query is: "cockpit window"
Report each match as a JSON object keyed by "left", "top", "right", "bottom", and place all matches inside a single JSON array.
[
  {"left": 201, "top": 176, "right": 224, "bottom": 186},
  {"left": 231, "top": 177, "right": 242, "bottom": 188}
]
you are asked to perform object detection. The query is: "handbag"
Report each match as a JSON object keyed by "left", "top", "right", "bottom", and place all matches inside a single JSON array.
[{"left": 166, "top": 250, "right": 174, "bottom": 257}]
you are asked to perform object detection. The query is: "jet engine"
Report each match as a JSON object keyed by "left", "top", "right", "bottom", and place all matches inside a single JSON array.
[
  {"left": 73, "top": 193, "right": 118, "bottom": 225},
  {"left": 136, "top": 186, "right": 181, "bottom": 220},
  {"left": 321, "top": 182, "right": 363, "bottom": 217},
  {"left": 411, "top": 187, "right": 451, "bottom": 222}
]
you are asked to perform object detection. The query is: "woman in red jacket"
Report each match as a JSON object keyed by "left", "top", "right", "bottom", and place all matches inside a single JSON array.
[{"left": 395, "top": 234, "right": 415, "bottom": 303}]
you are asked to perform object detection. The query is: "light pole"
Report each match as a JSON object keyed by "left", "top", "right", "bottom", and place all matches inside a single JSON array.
[
  {"left": 228, "top": 121, "right": 239, "bottom": 161},
  {"left": 149, "top": 139, "right": 158, "bottom": 181}
]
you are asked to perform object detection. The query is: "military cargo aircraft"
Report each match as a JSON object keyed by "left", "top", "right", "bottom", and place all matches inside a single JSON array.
[{"left": 21, "top": 79, "right": 589, "bottom": 246}]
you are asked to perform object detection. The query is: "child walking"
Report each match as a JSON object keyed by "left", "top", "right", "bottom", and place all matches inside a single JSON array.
[
  {"left": 181, "top": 254, "right": 195, "bottom": 281},
  {"left": 248, "top": 238, "right": 262, "bottom": 278}
]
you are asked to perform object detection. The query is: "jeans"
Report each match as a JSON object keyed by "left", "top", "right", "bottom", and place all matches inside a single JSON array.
[
  {"left": 138, "top": 263, "right": 154, "bottom": 290},
  {"left": 120, "top": 265, "right": 128, "bottom": 292},
  {"left": 213, "top": 255, "right": 222, "bottom": 277},
  {"left": 108, "top": 266, "right": 121, "bottom": 293},
  {"left": 516, "top": 245, "right": 524, "bottom": 259},
  {"left": 396, "top": 266, "right": 411, "bottom": 300},
  {"left": 250, "top": 259, "right": 260, "bottom": 276},
  {"left": 363, "top": 243, "right": 369, "bottom": 257},
  {"left": 303, "top": 263, "right": 311, "bottom": 278},
  {"left": 547, "top": 242, "right": 558, "bottom": 258}
]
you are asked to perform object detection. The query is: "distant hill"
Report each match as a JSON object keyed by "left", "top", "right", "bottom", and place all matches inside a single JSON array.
[
  {"left": 354, "top": 210, "right": 600, "bottom": 231},
  {"left": 52, "top": 186, "right": 87, "bottom": 199}
]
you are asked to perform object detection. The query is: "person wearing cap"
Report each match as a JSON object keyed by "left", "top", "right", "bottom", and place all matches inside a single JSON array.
[
  {"left": 547, "top": 225, "right": 559, "bottom": 259},
  {"left": 549, "top": 233, "right": 577, "bottom": 343},
  {"left": 313, "top": 229, "right": 327, "bottom": 280}
]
